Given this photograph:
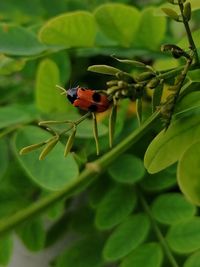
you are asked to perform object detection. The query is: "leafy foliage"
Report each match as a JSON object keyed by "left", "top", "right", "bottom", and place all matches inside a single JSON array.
[{"left": 0, "top": 0, "right": 200, "bottom": 267}]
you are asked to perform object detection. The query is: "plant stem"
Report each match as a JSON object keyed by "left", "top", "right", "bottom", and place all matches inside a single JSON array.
[
  {"left": 0, "top": 111, "right": 160, "bottom": 235},
  {"left": 164, "top": 51, "right": 193, "bottom": 128},
  {"left": 138, "top": 189, "right": 180, "bottom": 267},
  {"left": 178, "top": 0, "right": 199, "bottom": 64}
]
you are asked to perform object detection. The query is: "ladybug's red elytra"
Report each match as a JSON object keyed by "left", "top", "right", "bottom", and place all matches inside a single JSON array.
[{"left": 67, "top": 86, "right": 110, "bottom": 112}]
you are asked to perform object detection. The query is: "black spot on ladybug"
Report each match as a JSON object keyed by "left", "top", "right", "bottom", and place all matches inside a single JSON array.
[
  {"left": 67, "top": 87, "right": 78, "bottom": 104},
  {"left": 88, "top": 104, "right": 98, "bottom": 112},
  {"left": 92, "top": 92, "right": 101, "bottom": 102},
  {"left": 67, "top": 94, "right": 75, "bottom": 104}
]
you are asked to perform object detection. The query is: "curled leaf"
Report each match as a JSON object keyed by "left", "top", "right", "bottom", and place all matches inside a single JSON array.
[
  {"left": 64, "top": 127, "right": 77, "bottom": 157},
  {"left": 39, "top": 136, "right": 59, "bottom": 160},
  {"left": 109, "top": 103, "right": 117, "bottom": 148},
  {"left": 20, "top": 142, "right": 45, "bottom": 155}
]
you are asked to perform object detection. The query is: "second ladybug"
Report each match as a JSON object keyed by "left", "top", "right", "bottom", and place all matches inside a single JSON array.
[{"left": 67, "top": 86, "right": 110, "bottom": 113}]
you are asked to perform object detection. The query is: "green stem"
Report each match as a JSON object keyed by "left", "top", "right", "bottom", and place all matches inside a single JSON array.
[
  {"left": 0, "top": 111, "right": 160, "bottom": 235},
  {"left": 178, "top": 0, "right": 199, "bottom": 64},
  {"left": 138, "top": 190, "right": 180, "bottom": 267},
  {"left": 164, "top": 52, "right": 193, "bottom": 128}
]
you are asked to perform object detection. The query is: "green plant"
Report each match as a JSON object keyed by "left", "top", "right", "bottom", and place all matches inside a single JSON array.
[{"left": 0, "top": 0, "right": 200, "bottom": 266}]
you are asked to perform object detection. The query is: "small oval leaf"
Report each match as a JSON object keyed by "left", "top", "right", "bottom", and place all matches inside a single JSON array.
[
  {"left": 56, "top": 236, "right": 104, "bottom": 267},
  {"left": 17, "top": 218, "right": 45, "bottom": 251},
  {"left": 184, "top": 251, "right": 200, "bottom": 267},
  {"left": 36, "top": 58, "right": 69, "bottom": 113},
  {"left": 141, "top": 165, "right": 177, "bottom": 192},
  {"left": 166, "top": 217, "right": 200, "bottom": 253},
  {"left": 108, "top": 154, "right": 145, "bottom": 184},
  {"left": 103, "top": 213, "right": 150, "bottom": 261},
  {"left": 151, "top": 193, "right": 196, "bottom": 225},
  {"left": 95, "top": 185, "right": 137, "bottom": 230},
  {"left": 120, "top": 243, "right": 163, "bottom": 267},
  {"left": 0, "top": 235, "right": 13, "bottom": 266}
]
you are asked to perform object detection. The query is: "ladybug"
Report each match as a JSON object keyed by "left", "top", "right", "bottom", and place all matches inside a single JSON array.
[{"left": 67, "top": 86, "right": 110, "bottom": 112}]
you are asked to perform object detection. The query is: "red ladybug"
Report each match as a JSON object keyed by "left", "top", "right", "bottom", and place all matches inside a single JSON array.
[{"left": 67, "top": 86, "right": 110, "bottom": 112}]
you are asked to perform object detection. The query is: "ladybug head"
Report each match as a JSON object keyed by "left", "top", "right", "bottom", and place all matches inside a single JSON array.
[{"left": 67, "top": 86, "right": 78, "bottom": 104}]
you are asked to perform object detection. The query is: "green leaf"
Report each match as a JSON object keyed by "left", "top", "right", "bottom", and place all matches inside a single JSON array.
[
  {"left": 88, "top": 64, "right": 121, "bottom": 75},
  {"left": 0, "top": 23, "right": 46, "bottom": 56},
  {"left": 144, "top": 115, "right": 200, "bottom": 173},
  {"left": 46, "top": 200, "right": 65, "bottom": 220},
  {"left": 174, "top": 92, "right": 200, "bottom": 119},
  {"left": 68, "top": 206, "right": 95, "bottom": 234},
  {"left": 156, "top": 1, "right": 200, "bottom": 16},
  {"left": 161, "top": 8, "right": 179, "bottom": 21},
  {"left": 103, "top": 213, "right": 150, "bottom": 261},
  {"left": 0, "top": 54, "right": 25, "bottom": 75},
  {"left": 0, "top": 104, "right": 36, "bottom": 129},
  {"left": 120, "top": 243, "right": 163, "bottom": 267},
  {"left": 76, "top": 119, "right": 108, "bottom": 138},
  {"left": 56, "top": 236, "right": 104, "bottom": 267},
  {"left": 17, "top": 218, "right": 45, "bottom": 251},
  {"left": 188, "top": 70, "right": 200, "bottom": 82},
  {"left": 95, "top": 185, "right": 137, "bottom": 230},
  {"left": 39, "top": 11, "right": 97, "bottom": 47},
  {"left": 94, "top": 4, "right": 140, "bottom": 47},
  {"left": 153, "top": 58, "right": 179, "bottom": 71},
  {"left": 178, "top": 141, "right": 200, "bottom": 206},
  {"left": 178, "top": 29, "right": 200, "bottom": 49},
  {"left": 134, "top": 8, "right": 166, "bottom": 50},
  {"left": 108, "top": 154, "right": 145, "bottom": 184},
  {"left": 151, "top": 193, "right": 196, "bottom": 225},
  {"left": 141, "top": 165, "right": 177, "bottom": 192},
  {"left": 36, "top": 58, "right": 70, "bottom": 113},
  {"left": 0, "top": 138, "right": 9, "bottom": 181},
  {"left": 0, "top": 171, "right": 32, "bottom": 219},
  {"left": 50, "top": 51, "right": 71, "bottom": 85},
  {"left": 166, "top": 217, "right": 200, "bottom": 253},
  {"left": 88, "top": 176, "right": 113, "bottom": 209},
  {"left": 13, "top": 126, "right": 79, "bottom": 191},
  {"left": 184, "top": 251, "right": 200, "bottom": 267},
  {"left": 0, "top": 235, "right": 13, "bottom": 266}
]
